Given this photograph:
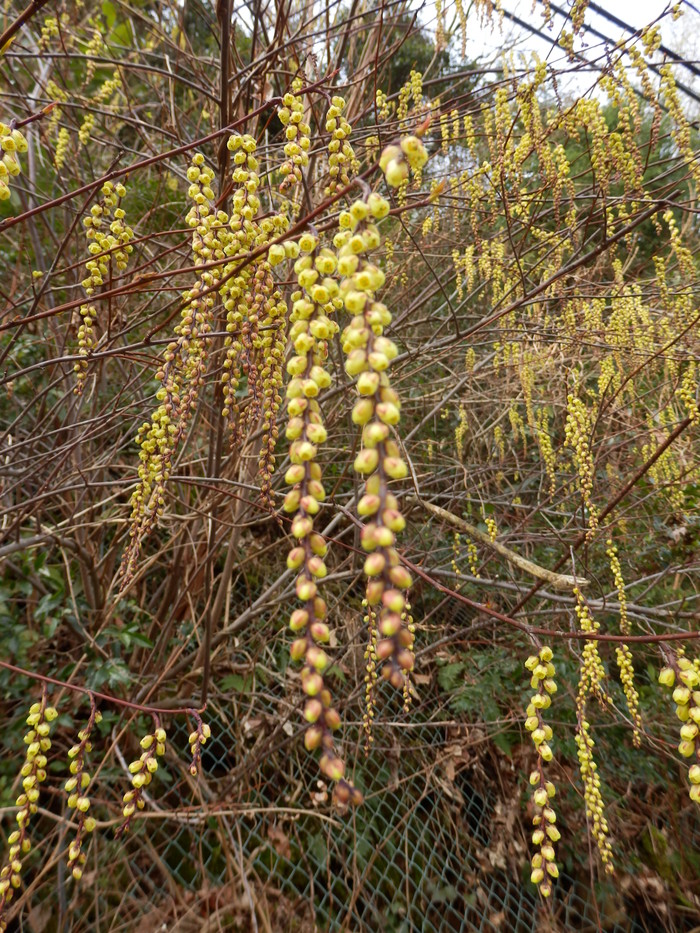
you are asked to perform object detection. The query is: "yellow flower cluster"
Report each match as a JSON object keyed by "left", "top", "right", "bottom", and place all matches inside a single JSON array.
[
  {"left": 379, "top": 135, "right": 428, "bottom": 188},
  {"left": 121, "top": 155, "right": 225, "bottom": 583},
  {"left": 283, "top": 230, "right": 364, "bottom": 803},
  {"left": 188, "top": 718, "right": 212, "bottom": 777},
  {"left": 38, "top": 15, "right": 60, "bottom": 50},
  {"left": 117, "top": 726, "right": 167, "bottom": 836},
  {"left": 54, "top": 127, "right": 70, "bottom": 170},
  {"left": 363, "top": 598, "right": 379, "bottom": 749},
  {"left": 221, "top": 134, "right": 288, "bottom": 502},
  {"left": 524, "top": 647, "right": 559, "bottom": 897},
  {"left": 535, "top": 408, "right": 556, "bottom": 497},
  {"left": 606, "top": 537, "right": 642, "bottom": 746},
  {"left": 564, "top": 394, "right": 599, "bottom": 535},
  {"left": 278, "top": 77, "right": 310, "bottom": 195},
  {"left": 573, "top": 590, "right": 613, "bottom": 872},
  {"left": 84, "top": 26, "right": 104, "bottom": 84},
  {"left": 75, "top": 180, "right": 132, "bottom": 392},
  {"left": 0, "top": 123, "right": 28, "bottom": 201},
  {"left": 65, "top": 707, "right": 102, "bottom": 880},
  {"left": 336, "top": 192, "right": 415, "bottom": 698},
  {"left": 574, "top": 588, "right": 606, "bottom": 700},
  {"left": 574, "top": 714, "right": 614, "bottom": 872},
  {"left": 325, "top": 95, "right": 356, "bottom": 195},
  {"left": 0, "top": 696, "right": 58, "bottom": 929},
  {"left": 94, "top": 71, "right": 122, "bottom": 105},
  {"left": 678, "top": 362, "right": 699, "bottom": 423},
  {"left": 658, "top": 660, "right": 700, "bottom": 804},
  {"left": 78, "top": 113, "right": 95, "bottom": 147}
]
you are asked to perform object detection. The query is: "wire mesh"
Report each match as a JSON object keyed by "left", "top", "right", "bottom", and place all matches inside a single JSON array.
[{"left": 115, "top": 678, "right": 629, "bottom": 933}]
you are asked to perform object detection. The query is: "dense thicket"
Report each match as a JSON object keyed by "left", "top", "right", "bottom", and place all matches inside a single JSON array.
[{"left": 0, "top": 0, "right": 699, "bottom": 929}]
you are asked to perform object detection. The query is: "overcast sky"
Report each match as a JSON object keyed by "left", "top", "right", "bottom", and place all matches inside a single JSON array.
[{"left": 445, "top": 0, "right": 700, "bottom": 107}]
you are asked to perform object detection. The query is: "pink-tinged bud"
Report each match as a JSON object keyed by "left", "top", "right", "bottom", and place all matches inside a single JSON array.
[
  {"left": 285, "top": 416, "right": 304, "bottom": 439},
  {"left": 379, "top": 144, "right": 402, "bottom": 171},
  {"left": 288, "top": 397, "right": 308, "bottom": 416},
  {"left": 301, "top": 379, "right": 319, "bottom": 398},
  {"left": 389, "top": 565, "right": 412, "bottom": 589},
  {"left": 296, "top": 577, "right": 317, "bottom": 601},
  {"left": 305, "top": 423, "right": 327, "bottom": 444},
  {"left": 357, "top": 371, "right": 381, "bottom": 396},
  {"left": 283, "top": 490, "right": 301, "bottom": 513},
  {"left": 376, "top": 639, "right": 394, "bottom": 660},
  {"left": 313, "top": 597, "right": 328, "bottom": 619},
  {"left": 302, "top": 671, "right": 324, "bottom": 696},
  {"left": 383, "top": 457, "right": 408, "bottom": 479},
  {"left": 376, "top": 402, "right": 400, "bottom": 425},
  {"left": 374, "top": 526, "right": 395, "bottom": 548},
  {"left": 305, "top": 726, "right": 323, "bottom": 750},
  {"left": 320, "top": 689, "right": 332, "bottom": 709},
  {"left": 325, "top": 708, "right": 341, "bottom": 730},
  {"left": 365, "top": 474, "right": 381, "bottom": 495},
  {"left": 284, "top": 463, "right": 306, "bottom": 485},
  {"left": 396, "top": 649, "right": 414, "bottom": 671},
  {"left": 291, "top": 440, "right": 317, "bottom": 462},
  {"left": 304, "top": 699, "right": 322, "bottom": 723},
  {"left": 307, "top": 646, "right": 329, "bottom": 672},
  {"left": 398, "top": 628, "right": 414, "bottom": 648},
  {"left": 358, "top": 494, "right": 381, "bottom": 516},
  {"left": 383, "top": 589, "right": 405, "bottom": 612},
  {"left": 366, "top": 580, "right": 384, "bottom": 604},
  {"left": 389, "top": 668, "right": 404, "bottom": 688},
  {"left": 354, "top": 448, "right": 379, "bottom": 474},
  {"left": 364, "top": 552, "right": 386, "bottom": 577},
  {"left": 321, "top": 756, "right": 345, "bottom": 782},
  {"left": 290, "top": 638, "right": 307, "bottom": 662},
  {"left": 307, "top": 556, "right": 327, "bottom": 578},
  {"left": 309, "top": 533, "right": 327, "bottom": 556},
  {"left": 384, "top": 158, "right": 409, "bottom": 188},
  {"left": 300, "top": 494, "right": 320, "bottom": 515},
  {"left": 345, "top": 349, "right": 367, "bottom": 376},
  {"left": 352, "top": 398, "right": 374, "bottom": 425},
  {"left": 287, "top": 547, "right": 305, "bottom": 570},
  {"left": 379, "top": 612, "right": 401, "bottom": 637},
  {"left": 363, "top": 422, "right": 389, "bottom": 447},
  {"left": 361, "top": 525, "right": 378, "bottom": 551},
  {"left": 290, "top": 609, "right": 308, "bottom": 632},
  {"left": 382, "top": 509, "right": 406, "bottom": 532},
  {"left": 291, "top": 515, "right": 313, "bottom": 538},
  {"left": 310, "top": 621, "right": 330, "bottom": 643},
  {"left": 307, "top": 479, "right": 326, "bottom": 501},
  {"left": 368, "top": 351, "right": 389, "bottom": 372}
]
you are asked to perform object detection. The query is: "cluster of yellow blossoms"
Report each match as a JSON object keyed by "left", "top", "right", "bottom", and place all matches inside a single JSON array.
[
  {"left": 337, "top": 192, "right": 415, "bottom": 700},
  {"left": 524, "top": 647, "right": 559, "bottom": 897},
  {"left": 117, "top": 725, "right": 167, "bottom": 836},
  {"left": 325, "top": 95, "right": 356, "bottom": 194},
  {"left": 65, "top": 707, "right": 101, "bottom": 880},
  {"left": 121, "top": 155, "right": 226, "bottom": 582},
  {"left": 221, "top": 133, "right": 288, "bottom": 502},
  {"left": 659, "top": 659, "right": 700, "bottom": 804},
  {"left": 0, "top": 696, "right": 58, "bottom": 930},
  {"left": 282, "top": 230, "right": 361, "bottom": 805},
  {"left": 278, "top": 77, "right": 310, "bottom": 195},
  {"left": 75, "top": 180, "right": 132, "bottom": 392},
  {"left": 188, "top": 718, "right": 212, "bottom": 777},
  {"left": 573, "top": 589, "right": 614, "bottom": 873},
  {"left": 0, "top": 123, "right": 28, "bottom": 201},
  {"left": 379, "top": 134, "right": 429, "bottom": 188}
]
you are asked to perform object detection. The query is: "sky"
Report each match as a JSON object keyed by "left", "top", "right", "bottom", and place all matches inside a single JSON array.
[{"left": 457, "top": 0, "right": 700, "bottom": 107}]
